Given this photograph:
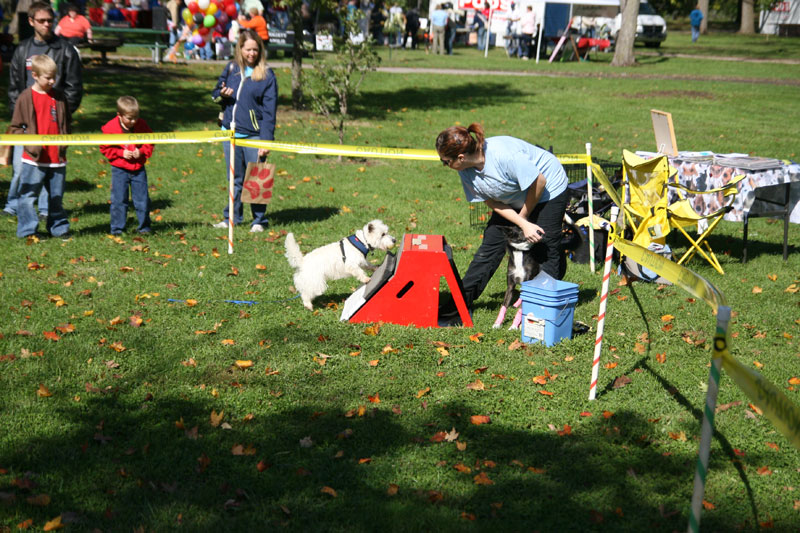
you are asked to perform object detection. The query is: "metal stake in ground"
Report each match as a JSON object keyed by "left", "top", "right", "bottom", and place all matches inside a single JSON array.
[
  {"left": 585, "top": 142, "right": 596, "bottom": 272},
  {"left": 687, "top": 305, "right": 730, "bottom": 533},
  {"left": 589, "top": 205, "right": 619, "bottom": 401}
]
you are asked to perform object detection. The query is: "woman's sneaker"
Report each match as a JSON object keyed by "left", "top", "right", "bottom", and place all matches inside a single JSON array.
[
  {"left": 249, "top": 224, "right": 265, "bottom": 233},
  {"left": 212, "top": 220, "right": 229, "bottom": 229}
]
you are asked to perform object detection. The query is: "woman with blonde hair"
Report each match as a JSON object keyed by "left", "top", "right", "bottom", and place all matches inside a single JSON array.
[{"left": 211, "top": 29, "right": 277, "bottom": 232}]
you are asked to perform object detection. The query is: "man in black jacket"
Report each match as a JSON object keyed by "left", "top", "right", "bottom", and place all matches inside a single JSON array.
[{"left": 3, "top": 1, "right": 83, "bottom": 220}]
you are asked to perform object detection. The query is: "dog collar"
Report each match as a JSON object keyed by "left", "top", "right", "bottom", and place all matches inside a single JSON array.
[{"left": 340, "top": 235, "right": 370, "bottom": 262}]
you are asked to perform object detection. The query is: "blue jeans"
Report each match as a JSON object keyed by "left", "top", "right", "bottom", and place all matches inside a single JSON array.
[
  {"left": 4, "top": 146, "right": 49, "bottom": 216},
  {"left": 691, "top": 25, "right": 700, "bottom": 43},
  {"left": 110, "top": 166, "right": 151, "bottom": 233},
  {"left": 222, "top": 139, "right": 268, "bottom": 227},
  {"left": 477, "top": 27, "right": 487, "bottom": 49},
  {"left": 16, "top": 164, "right": 69, "bottom": 238}
]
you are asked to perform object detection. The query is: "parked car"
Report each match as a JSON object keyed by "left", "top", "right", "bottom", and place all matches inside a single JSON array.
[{"left": 608, "top": 1, "right": 667, "bottom": 48}]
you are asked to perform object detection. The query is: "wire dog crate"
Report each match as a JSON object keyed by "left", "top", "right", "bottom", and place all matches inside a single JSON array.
[{"left": 469, "top": 157, "right": 623, "bottom": 228}]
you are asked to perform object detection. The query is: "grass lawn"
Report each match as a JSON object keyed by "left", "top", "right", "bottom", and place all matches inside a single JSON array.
[{"left": 0, "top": 48, "right": 798, "bottom": 531}]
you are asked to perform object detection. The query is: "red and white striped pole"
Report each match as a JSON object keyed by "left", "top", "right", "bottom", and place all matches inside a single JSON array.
[{"left": 589, "top": 205, "right": 619, "bottom": 401}]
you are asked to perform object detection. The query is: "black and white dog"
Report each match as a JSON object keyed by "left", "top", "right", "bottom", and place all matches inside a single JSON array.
[{"left": 492, "top": 219, "right": 586, "bottom": 329}]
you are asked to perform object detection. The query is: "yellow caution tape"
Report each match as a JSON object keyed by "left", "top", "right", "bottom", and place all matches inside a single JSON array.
[
  {"left": 236, "top": 139, "right": 439, "bottom": 161},
  {"left": 611, "top": 234, "right": 800, "bottom": 449},
  {"left": 610, "top": 234, "right": 725, "bottom": 312},
  {"left": 0, "top": 130, "right": 229, "bottom": 146}
]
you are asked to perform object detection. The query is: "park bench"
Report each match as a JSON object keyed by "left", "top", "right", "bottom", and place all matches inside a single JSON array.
[{"left": 84, "top": 26, "right": 170, "bottom": 63}]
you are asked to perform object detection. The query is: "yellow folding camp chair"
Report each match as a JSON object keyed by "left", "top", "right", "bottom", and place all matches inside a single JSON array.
[{"left": 621, "top": 150, "right": 744, "bottom": 274}]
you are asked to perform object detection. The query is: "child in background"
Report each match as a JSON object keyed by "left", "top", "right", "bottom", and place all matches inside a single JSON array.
[
  {"left": 99, "top": 96, "right": 154, "bottom": 235},
  {"left": 10, "top": 55, "right": 71, "bottom": 239}
]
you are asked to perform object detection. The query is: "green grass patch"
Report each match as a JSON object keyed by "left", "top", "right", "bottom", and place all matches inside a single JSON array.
[{"left": 0, "top": 55, "right": 798, "bottom": 531}]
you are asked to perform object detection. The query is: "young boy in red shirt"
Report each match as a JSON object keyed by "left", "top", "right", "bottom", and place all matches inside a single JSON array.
[
  {"left": 99, "top": 96, "right": 154, "bottom": 235},
  {"left": 10, "top": 54, "right": 71, "bottom": 239}
]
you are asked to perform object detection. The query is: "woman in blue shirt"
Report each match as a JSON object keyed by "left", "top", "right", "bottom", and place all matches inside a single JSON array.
[
  {"left": 211, "top": 29, "right": 278, "bottom": 233},
  {"left": 435, "top": 122, "right": 569, "bottom": 325}
]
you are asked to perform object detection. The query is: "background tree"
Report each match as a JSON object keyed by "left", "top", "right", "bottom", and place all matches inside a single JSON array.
[
  {"left": 304, "top": 10, "right": 380, "bottom": 150},
  {"left": 283, "top": 0, "right": 337, "bottom": 110},
  {"left": 739, "top": 0, "right": 755, "bottom": 33},
  {"left": 612, "top": 0, "right": 639, "bottom": 66},
  {"left": 698, "top": 0, "right": 709, "bottom": 33}
]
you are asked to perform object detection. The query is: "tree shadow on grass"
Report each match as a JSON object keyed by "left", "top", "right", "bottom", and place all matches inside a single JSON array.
[
  {"left": 74, "top": 64, "right": 218, "bottom": 133},
  {"left": 269, "top": 206, "right": 340, "bottom": 225},
  {"left": 0, "top": 379, "right": 762, "bottom": 531},
  {"left": 352, "top": 81, "right": 528, "bottom": 120}
]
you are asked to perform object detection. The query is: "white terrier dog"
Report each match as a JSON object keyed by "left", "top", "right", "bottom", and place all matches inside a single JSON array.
[{"left": 285, "top": 220, "right": 396, "bottom": 310}]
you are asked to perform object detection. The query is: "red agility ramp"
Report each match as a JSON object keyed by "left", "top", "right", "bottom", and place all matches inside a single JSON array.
[{"left": 340, "top": 234, "right": 473, "bottom": 328}]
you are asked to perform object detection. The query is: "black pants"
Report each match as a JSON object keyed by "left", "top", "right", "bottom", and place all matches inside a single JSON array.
[{"left": 440, "top": 189, "right": 568, "bottom": 323}]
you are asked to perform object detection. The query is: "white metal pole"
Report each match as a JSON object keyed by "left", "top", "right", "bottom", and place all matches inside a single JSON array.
[{"left": 585, "top": 143, "right": 596, "bottom": 272}]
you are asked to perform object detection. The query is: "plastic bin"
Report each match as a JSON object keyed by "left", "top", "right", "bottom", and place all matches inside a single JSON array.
[{"left": 520, "top": 272, "right": 579, "bottom": 346}]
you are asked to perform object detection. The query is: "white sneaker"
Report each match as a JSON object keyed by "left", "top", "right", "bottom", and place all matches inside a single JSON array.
[
  {"left": 249, "top": 224, "right": 265, "bottom": 233},
  {"left": 212, "top": 220, "right": 229, "bottom": 229}
]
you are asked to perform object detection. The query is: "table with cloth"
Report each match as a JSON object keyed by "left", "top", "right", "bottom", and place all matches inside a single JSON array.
[{"left": 667, "top": 155, "right": 800, "bottom": 224}]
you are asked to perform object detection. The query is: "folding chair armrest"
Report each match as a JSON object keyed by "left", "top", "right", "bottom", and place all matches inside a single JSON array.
[{"left": 668, "top": 174, "right": 745, "bottom": 197}]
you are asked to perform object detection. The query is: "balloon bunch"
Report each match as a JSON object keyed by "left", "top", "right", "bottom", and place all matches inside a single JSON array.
[{"left": 181, "top": 0, "right": 238, "bottom": 50}]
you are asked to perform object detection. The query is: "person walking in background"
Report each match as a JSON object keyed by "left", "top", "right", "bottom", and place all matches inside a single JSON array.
[
  {"left": 9, "top": 55, "right": 71, "bottom": 239},
  {"left": 430, "top": 3, "right": 447, "bottom": 55},
  {"left": 473, "top": 8, "right": 488, "bottom": 50},
  {"left": 434, "top": 123, "right": 569, "bottom": 326},
  {"left": 387, "top": 2, "right": 404, "bottom": 46},
  {"left": 519, "top": 5, "right": 536, "bottom": 59},
  {"left": 404, "top": 7, "right": 420, "bottom": 48},
  {"left": 238, "top": 6, "right": 269, "bottom": 43},
  {"left": 690, "top": 4, "right": 703, "bottom": 43},
  {"left": 99, "top": 96, "right": 154, "bottom": 236},
  {"left": 211, "top": 29, "right": 277, "bottom": 233},
  {"left": 4, "top": 1, "right": 82, "bottom": 221}
]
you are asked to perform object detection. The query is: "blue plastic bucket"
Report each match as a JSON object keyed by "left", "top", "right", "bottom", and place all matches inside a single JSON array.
[{"left": 520, "top": 273, "right": 579, "bottom": 346}]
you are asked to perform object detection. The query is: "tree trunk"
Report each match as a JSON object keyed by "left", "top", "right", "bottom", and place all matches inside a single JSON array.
[
  {"left": 611, "top": 0, "right": 638, "bottom": 67},
  {"left": 739, "top": 0, "right": 755, "bottom": 34},
  {"left": 698, "top": 0, "right": 709, "bottom": 34},
  {"left": 291, "top": 16, "right": 305, "bottom": 109}
]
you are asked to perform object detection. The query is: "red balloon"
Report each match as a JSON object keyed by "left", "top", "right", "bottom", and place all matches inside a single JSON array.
[
  {"left": 225, "top": 4, "right": 236, "bottom": 17},
  {"left": 223, "top": 0, "right": 234, "bottom": 6},
  {"left": 198, "top": 25, "right": 210, "bottom": 35},
  {"left": 187, "top": 1, "right": 200, "bottom": 14}
]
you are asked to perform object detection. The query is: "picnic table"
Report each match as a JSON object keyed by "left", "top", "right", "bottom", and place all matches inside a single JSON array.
[{"left": 82, "top": 26, "right": 170, "bottom": 63}]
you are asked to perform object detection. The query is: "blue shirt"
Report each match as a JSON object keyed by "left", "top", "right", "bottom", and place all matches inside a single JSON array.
[
  {"left": 431, "top": 9, "right": 448, "bottom": 27},
  {"left": 690, "top": 9, "right": 703, "bottom": 27},
  {"left": 458, "top": 136, "right": 568, "bottom": 210}
]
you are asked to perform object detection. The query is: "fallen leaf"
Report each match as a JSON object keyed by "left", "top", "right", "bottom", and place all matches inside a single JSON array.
[
  {"left": 234, "top": 359, "right": 253, "bottom": 369},
  {"left": 367, "top": 393, "right": 380, "bottom": 404},
  {"left": 789, "top": 377, "right": 800, "bottom": 385},
  {"left": 661, "top": 314, "right": 674, "bottom": 322},
  {"left": 557, "top": 424, "right": 572, "bottom": 436},
  {"left": 752, "top": 286, "right": 763, "bottom": 294},
  {"left": 466, "top": 379, "right": 485, "bottom": 391},
  {"left": 368, "top": 359, "right": 379, "bottom": 367},
  {"left": 299, "top": 436, "right": 313, "bottom": 448},
  {"left": 363, "top": 324, "right": 381, "bottom": 336},
  {"left": 766, "top": 442, "right": 779, "bottom": 451},
  {"left": 42, "top": 516, "right": 64, "bottom": 531},
  {"left": 256, "top": 460, "right": 270, "bottom": 472},
  {"left": 538, "top": 390, "right": 554, "bottom": 396},
  {"left": 321, "top": 486, "right": 338, "bottom": 497},
  {"left": 387, "top": 484, "right": 399, "bottom": 496},
  {"left": 749, "top": 403, "right": 764, "bottom": 416},
  {"left": 416, "top": 387, "right": 431, "bottom": 398},
  {"left": 702, "top": 499, "right": 715, "bottom": 510},
  {"left": 656, "top": 352, "right": 666, "bottom": 364},
  {"left": 26, "top": 494, "right": 51, "bottom": 506},
  {"left": 469, "top": 333, "right": 483, "bottom": 342},
  {"left": 602, "top": 411, "right": 614, "bottom": 419},
  {"left": 221, "top": 339, "right": 236, "bottom": 346},
  {"left": 445, "top": 427, "right": 459, "bottom": 442},
  {"left": 17, "top": 519, "right": 33, "bottom": 529},
  {"left": 757, "top": 466, "right": 772, "bottom": 476},
  {"left": 43, "top": 331, "right": 60, "bottom": 342},
  {"left": 37, "top": 384, "right": 53, "bottom": 398},
  {"left": 470, "top": 415, "right": 491, "bottom": 425},
  {"left": 430, "top": 431, "right": 447, "bottom": 443},
  {"left": 473, "top": 471, "right": 494, "bottom": 485},
  {"left": 210, "top": 410, "right": 224, "bottom": 427},
  {"left": 613, "top": 375, "right": 632, "bottom": 389},
  {"left": 604, "top": 362, "right": 618, "bottom": 369},
  {"left": 668, "top": 431, "right": 687, "bottom": 442}
]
